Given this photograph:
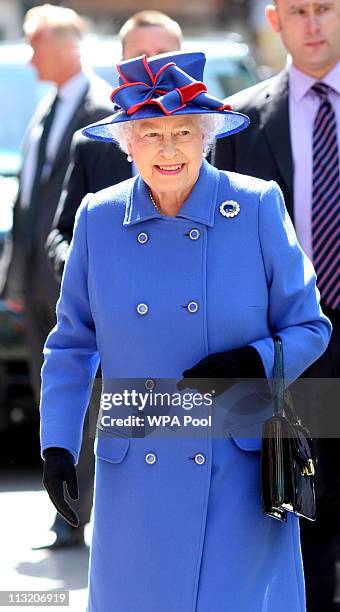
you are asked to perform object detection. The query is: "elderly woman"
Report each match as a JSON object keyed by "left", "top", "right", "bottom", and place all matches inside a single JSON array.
[{"left": 40, "top": 52, "right": 331, "bottom": 612}]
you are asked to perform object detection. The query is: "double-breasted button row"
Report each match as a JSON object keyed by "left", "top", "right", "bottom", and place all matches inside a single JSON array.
[
  {"left": 145, "top": 452, "right": 206, "bottom": 465},
  {"left": 137, "top": 301, "right": 199, "bottom": 315},
  {"left": 137, "top": 228, "right": 200, "bottom": 245}
]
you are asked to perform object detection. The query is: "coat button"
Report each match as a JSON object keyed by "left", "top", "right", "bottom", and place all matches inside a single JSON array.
[
  {"left": 137, "top": 232, "right": 149, "bottom": 244},
  {"left": 137, "top": 303, "right": 148, "bottom": 315},
  {"left": 145, "top": 378, "right": 156, "bottom": 390},
  {"left": 194, "top": 453, "right": 206, "bottom": 465},
  {"left": 187, "top": 301, "right": 199, "bottom": 313},
  {"left": 189, "top": 228, "right": 200, "bottom": 241},
  {"left": 145, "top": 452, "right": 157, "bottom": 465}
]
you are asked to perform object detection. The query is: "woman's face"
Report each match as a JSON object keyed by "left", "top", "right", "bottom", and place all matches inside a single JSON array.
[{"left": 127, "top": 115, "right": 205, "bottom": 199}]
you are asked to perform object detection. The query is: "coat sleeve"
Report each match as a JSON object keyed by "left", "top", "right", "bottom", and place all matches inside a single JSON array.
[
  {"left": 250, "top": 180, "right": 332, "bottom": 382},
  {"left": 40, "top": 194, "right": 99, "bottom": 464}
]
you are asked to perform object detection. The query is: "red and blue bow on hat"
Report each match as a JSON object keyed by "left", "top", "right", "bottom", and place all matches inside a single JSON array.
[
  {"left": 112, "top": 54, "right": 230, "bottom": 116},
  {"left": 82, "top": 51, "right": 250, "bottom": 142}
]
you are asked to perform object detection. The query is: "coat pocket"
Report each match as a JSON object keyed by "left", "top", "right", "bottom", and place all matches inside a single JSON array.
[
  {"left": 229, "top": 421, "right": 263, "bottom": 452},
  {"left": 94, "top": 428, "right": 130, "bottom": 463}
]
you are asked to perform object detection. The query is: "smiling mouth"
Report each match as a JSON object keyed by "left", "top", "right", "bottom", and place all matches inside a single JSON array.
[{"left": 155, "top": 164, "right": 184, "bottom": 175}]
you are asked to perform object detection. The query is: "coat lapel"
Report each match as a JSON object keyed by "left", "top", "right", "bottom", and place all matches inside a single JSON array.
[{"left": 259, "top": 71, "right": 293, "bottom": 211}]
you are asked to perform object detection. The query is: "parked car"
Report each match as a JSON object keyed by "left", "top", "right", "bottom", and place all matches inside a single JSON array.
[{"left": 0, "top": 36, "right": 258, "bottom": 432}]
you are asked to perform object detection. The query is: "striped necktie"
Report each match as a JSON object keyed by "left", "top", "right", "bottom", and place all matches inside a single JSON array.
[{"left": 311, "top": 82, "right": 340, "bottom": 310}]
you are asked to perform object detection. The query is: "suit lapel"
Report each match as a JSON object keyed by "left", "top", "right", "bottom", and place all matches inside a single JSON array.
[{"left": 259, "top": 71, "right": 293, "bottom": 210}]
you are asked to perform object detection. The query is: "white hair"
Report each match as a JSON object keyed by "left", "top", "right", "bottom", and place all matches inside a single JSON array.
[{"left": 109, "top": 113, "right": 226, "bottom": 157}]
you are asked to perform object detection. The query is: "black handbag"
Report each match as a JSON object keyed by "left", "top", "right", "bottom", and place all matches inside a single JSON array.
[{"left": 261, "top": 335, "right": 317, "bottom": 522}]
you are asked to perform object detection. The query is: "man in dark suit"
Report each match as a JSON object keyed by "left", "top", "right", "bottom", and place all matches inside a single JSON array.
[
  {"left": 2, "top": 4, "right": 112, "bottom": 391},
  {"left": 0, "top": 5, "right": 113, "bottom": 548},
  {"left": 213, "top": 1, "right": 340, "bottom": 610},
  {"left": 46, "top": 135, "right": 131, "bottom": 280},
  {"left": 40, "top": 10, "right": 183, "bottom": 550}
]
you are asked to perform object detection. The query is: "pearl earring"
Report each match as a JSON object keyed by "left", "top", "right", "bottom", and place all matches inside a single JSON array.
[{"left": 127, "top": 154, "right": 132, "bottom": 162}]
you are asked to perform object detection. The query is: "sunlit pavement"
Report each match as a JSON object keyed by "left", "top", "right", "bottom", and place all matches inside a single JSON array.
[
  {"left": 0, "top": 471, "right": 91, "bottom": 611},
  {"left": 1, "top": 470, "right": 340, "bottom": 612}
]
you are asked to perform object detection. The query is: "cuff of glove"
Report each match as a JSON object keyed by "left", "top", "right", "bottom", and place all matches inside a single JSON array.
[
  {"left": 233, "top": 345, "right": 266, "bottom": 379},
  {"left": 43, "top": 447, "right": 75, "bottom": 462}
]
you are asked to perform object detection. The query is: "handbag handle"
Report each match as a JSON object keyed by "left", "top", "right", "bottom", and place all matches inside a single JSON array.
[
  {"left": 273, "top": 335, "right": 285, "bottom": 417},
  {"left": 273, "top": 335, "right": 304, "bottom": 427}
]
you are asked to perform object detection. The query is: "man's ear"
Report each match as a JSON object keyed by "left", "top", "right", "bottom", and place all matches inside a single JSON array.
[{"left": 265, "top": 4, "right": 282, "bottom": 33}]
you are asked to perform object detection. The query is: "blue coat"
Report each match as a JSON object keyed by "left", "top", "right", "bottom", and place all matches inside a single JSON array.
[{"left": 40, "top": 160, "right": 331, "bottom": 612}]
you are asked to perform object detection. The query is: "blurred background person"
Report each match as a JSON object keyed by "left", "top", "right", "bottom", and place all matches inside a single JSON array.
[
  {"left": 38, "top": 9, "right": 183, "bottom": 550},
  {"left": 213, "top": 1, "right": 340, "bottom": 610},
  {"left": 0, "top": 3, "right": 112, "bottom": 548},
  {"left": 1, "top": 3, "right": 112, "bottom": 396}
]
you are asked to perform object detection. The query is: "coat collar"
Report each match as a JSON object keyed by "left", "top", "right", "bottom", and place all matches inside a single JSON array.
[{"left": 123, "top": 159, "right": 220, "bottom": 227}]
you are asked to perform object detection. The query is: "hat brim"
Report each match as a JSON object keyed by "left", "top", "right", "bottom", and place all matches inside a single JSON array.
[{"left": 82, "top": 106, "right": 250, "bottom": 143}]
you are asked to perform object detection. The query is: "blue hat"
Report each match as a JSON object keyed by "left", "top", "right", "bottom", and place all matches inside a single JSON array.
[{"left": 82, "top": 51, "right": 250, "bottom": 142}]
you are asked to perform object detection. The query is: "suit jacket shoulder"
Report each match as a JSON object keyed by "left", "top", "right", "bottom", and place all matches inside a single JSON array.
[
  {"left": 80, "top": 75, "right": 113, "bottom": 122},
  {"left": 73, "top": 129, "right": 130, "bottom": 177},
  {"left": 213, "top": 70, "right": 293, "bottom": 220},
  {"left": 226, "top": 71, "right": 288, "bottom": 113}
]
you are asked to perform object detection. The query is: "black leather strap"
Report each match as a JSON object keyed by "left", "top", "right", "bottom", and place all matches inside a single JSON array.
[
  {"left": 273, "top": 335, "right": 301, "bottom": 425},
  {"left": 273, "top": 335, "right": 285, "bottom": 417}
]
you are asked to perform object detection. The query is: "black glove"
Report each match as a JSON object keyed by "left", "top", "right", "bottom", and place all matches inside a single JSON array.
[
  {"left": 177, "top": 346, "right": 266, "bottom": 396},
  {"left": 43, "top": 447, "right": 79, "bottom": 527}
]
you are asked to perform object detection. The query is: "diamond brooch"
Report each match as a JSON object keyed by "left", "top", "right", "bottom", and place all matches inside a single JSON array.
[{"left": 219, "top": 200, "right": 240, "bottom": 218}]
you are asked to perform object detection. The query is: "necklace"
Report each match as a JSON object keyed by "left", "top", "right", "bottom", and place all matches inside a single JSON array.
[{"left": 148, "top": 188, "right": 162, "bottom": 214}]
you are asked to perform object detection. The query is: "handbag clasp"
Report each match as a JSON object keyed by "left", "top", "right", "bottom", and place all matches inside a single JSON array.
[{"left": 302, "top": 459, "right": 315, "bottom": 477}]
